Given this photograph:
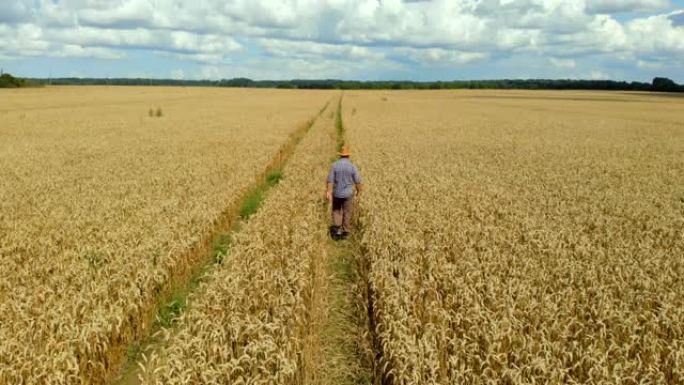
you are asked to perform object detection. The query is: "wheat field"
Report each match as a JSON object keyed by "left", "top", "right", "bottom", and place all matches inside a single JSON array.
[
  {"left": 1, "top": 87, "right": 683, "bottom": 385},
  {"left": 0, "top": 86, "right": 331, "bottom": 385},
  {"left": 343, "top": 90, "right": 684, "bottom": 384}
]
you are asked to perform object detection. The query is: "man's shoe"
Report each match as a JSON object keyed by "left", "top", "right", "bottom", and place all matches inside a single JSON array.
[{"left": 330, "top": 225, "right": 342, "bottom": 240}]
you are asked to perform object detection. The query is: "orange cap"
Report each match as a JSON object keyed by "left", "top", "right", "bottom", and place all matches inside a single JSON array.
[{"left": 338, "top": 146, "right": 351, "bottom": 157}]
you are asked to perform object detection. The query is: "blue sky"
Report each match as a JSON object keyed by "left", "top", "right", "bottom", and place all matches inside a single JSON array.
[{"left": 1, "top": 0, "right": 683, "bottom": 82}]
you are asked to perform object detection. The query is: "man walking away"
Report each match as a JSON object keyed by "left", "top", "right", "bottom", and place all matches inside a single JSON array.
[{"left": 326, "top": 146, "right": 363, "bottom": 240}]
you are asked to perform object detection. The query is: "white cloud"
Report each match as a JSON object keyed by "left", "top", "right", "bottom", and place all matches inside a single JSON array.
[
  {"left": 76, "top": 0, "right": 156, "bottom": 28},
  {"left": 625, "top": 11, "right": 684, "bottom": 54},
  {"left": 549, "top": 57, "right": 577, "bottom": 69},
  {"left": 0, "top": 22, "right": 125, "bottom": 60},
  {"left": 394, "top": 47, "right": 488, "bottom": 66},
  {"left": 57, "top": 45, "right": 126, "bottom": 59},
  {"left": 586, "top": 0, "right": 671, "bottom": 14},
  {"left": 0, "top": 0, "right": 682, "bottom": 79},
  {"left": 195, "top": 54, "right": 403, "bottom": 81},
  {"left": 258, "top": 39, "right": 385, "bottom": 61},
  {"left": 45, "top": 27, "right": 242, "bottom": 55},
  {"left": 0, "top": 1, "right": 33, "bottom": 23}
]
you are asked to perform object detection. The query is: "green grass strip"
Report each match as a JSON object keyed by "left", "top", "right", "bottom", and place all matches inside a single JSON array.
[{"left": 335, "top": 96, "right": 345, "bottom": 151}]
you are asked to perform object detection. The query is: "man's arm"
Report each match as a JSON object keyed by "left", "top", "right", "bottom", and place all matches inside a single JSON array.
[
  {"left": 326, "top": 166, "right": 335, "bottom": 201},
  {"left": 326, "top": 182, "right": 333, "bottom": 201},
  {"left": 353, "top": 166, "right": 363, "bottom": 196}
]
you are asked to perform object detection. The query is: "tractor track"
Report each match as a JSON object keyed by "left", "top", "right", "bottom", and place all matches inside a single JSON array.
[
  {"left": 313, "top": 95, "right": 385, "bottom": 385},
  {"left": 112, "top": 94, "right": 386, "bottom": 385}
]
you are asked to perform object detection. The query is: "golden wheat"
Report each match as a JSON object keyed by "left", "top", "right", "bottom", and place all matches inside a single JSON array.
[
  {"left": 3, "top": 88, "right": 683, "bottom": 384},
  {"left": 344, "top": 90, "right": 684, "bottom": 385},
  {"left": 0, "top": 86, "right": 332, "bottom": 385}
]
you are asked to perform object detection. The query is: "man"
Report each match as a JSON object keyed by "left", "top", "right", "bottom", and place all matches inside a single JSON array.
[{"left": 326, "top": 146, "right": 363, "bottom": 240}]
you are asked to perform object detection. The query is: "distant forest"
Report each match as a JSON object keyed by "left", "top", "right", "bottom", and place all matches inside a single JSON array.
[
  {"left": 4, "top": 72, "right": 684, "bottom": 92},
  {"left": 0, "top": 73, "right": 43, "bottom": 88}
]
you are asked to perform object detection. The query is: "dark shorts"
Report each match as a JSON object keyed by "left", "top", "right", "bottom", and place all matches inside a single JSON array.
[
  {"left": 332, "top": 196, "right": 352, "bottom": 210},
  {"left": 331, "top": 196, "right": 354, "bottom": 230}
]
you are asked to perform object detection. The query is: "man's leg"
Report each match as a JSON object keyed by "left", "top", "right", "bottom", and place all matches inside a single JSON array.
[
  {"left": 342, "top": 197, "right": 353, "bottom": 231},
  {"left": 332, "top": 197, "right": 344, "bottom": 229}
]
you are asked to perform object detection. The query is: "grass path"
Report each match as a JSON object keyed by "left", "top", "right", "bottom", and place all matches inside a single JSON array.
[
  {"left": 311, "top": 95, "right": 374, "bottom": 385},
  {"left": 314, "top": 237, "right": 373, "bottom": 385}
]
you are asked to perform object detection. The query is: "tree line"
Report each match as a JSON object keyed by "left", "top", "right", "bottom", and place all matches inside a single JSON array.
[
  {"left": 0, "top": 73, "right": 32, "bottom": 88},
  {"left": 3, "top": 72, "right": 683, "bottom": 92}
]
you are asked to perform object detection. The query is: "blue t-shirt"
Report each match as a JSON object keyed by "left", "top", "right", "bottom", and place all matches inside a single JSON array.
[{"left": 327, "top": 158, "right": 362, "bottom": 198}]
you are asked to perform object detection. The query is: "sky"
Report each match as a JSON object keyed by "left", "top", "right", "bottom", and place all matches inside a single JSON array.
[{"left": 1, "top": 0, "right": 683, "bottom": 82}]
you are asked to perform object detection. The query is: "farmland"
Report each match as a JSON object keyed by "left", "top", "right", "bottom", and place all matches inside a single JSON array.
[
  {"left": 1, "top": 87, "right": 683, "bottom": 385},
  {"left": 0, "top": 86, "right": 332, "bottom": 384}
]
